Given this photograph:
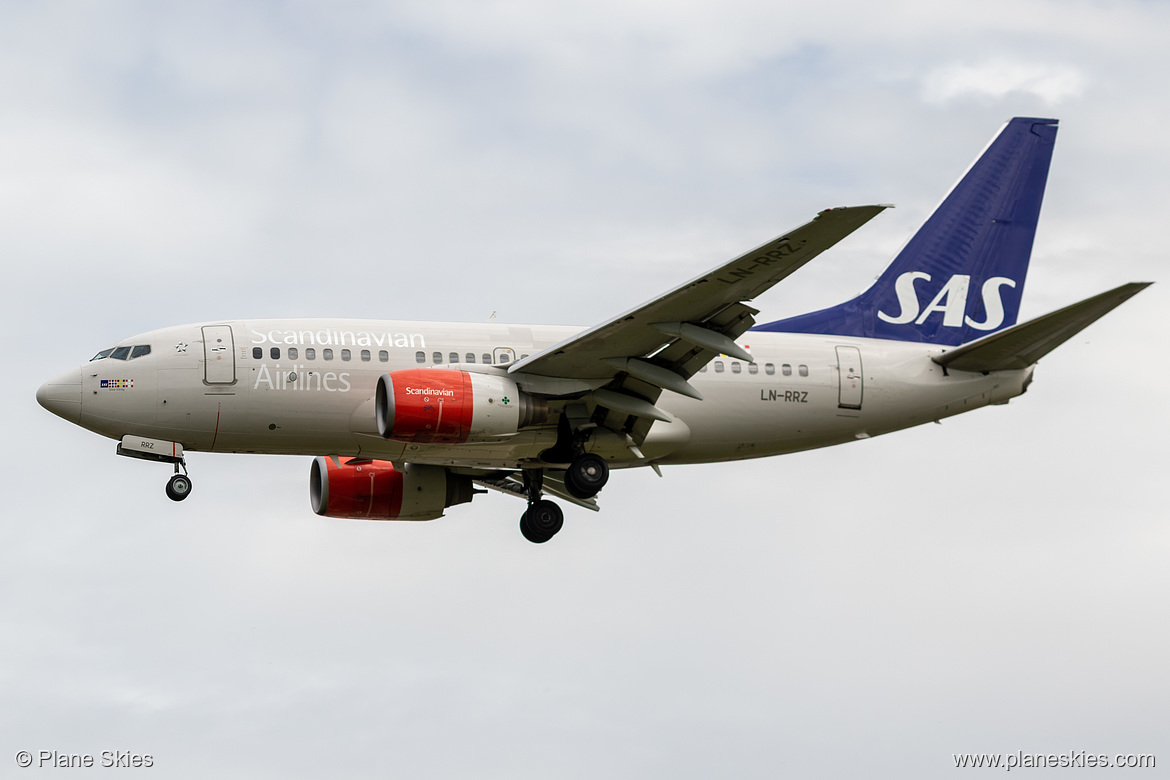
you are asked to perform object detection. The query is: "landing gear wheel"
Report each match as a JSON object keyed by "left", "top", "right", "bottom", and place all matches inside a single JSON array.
[
  {"left": 520, "top": 499, "right": 563, "bottom": 544},
  {"left": 166, "top": 474, "right": 192, "bottom": 502},
  {"left": 564, "top": 453, "right": 609, "bottom": 499}
]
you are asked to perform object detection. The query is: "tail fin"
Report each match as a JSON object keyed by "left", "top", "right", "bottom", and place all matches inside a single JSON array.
[{"left": 755, "top": 117, "right": 1059, "bottom": 346}]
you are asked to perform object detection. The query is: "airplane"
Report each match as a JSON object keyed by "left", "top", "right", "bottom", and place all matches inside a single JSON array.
[{"left": 36, "top": 117, "right": 1150, "bottom": 543}]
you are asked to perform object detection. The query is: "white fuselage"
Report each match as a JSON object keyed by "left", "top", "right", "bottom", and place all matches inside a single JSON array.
[{"left": 57, "top": 319, "right": 1033, "bottom": 470}]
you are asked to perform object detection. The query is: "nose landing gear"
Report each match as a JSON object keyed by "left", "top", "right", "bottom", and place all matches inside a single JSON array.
[
  {"left": 165, "top": 465, "right": 192, "bottom": 502},
  {"left": 115, "top": 435, "right": 192, "bottom": 503}
]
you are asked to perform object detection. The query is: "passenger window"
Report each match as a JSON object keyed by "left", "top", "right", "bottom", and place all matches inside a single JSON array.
[
  {"left": 306, "top": 348, "right": 316, "bottom": 360},
  {"left": 252, "top": 347, "right": 263, "bottom": 359},
  {"left": 466, "top": 353, "right": 476, "bottom": 363},
  {"left": 433, "top": 352, "right": 442, "bottom": 363},
  {"left": 714, "top": 361, "right": 724, "bottom": 373},
  {"left": 520, "top": 354, "right": 529, "bottom": 360},
  {"left": 699, "top": 364, "right": 708, "bottom": 372},
  {"left": 324, "top": 349, "right": 334, "bottom": 361},
  {"left": 731, "top": 362, "right": 741, "bottom": 374},
  {"left": 271, "top": 347, "right": 281, "bottom": 360},
  {"left": 288, "top": 347, "right": 298, "bottom": 360},
  {"left": 361, "top": 350, "right": 371, "bottom": 362},
  {"left": 483, "top": 353, "right": 491, "bottom": 364},
  {"left": 748, "top": 363, "right": 759, "bottom": 375},
  {"left": 799, "top": 364, "right": 809, "bottom": 377},
  {"left": 378, "top": 350, "right": 388, "bottom": 362},
  {"left": 90, "top": 348, "right": 115, "bottom": 361},
  {"left": 765, "top": 363, "right": 775, "bottom": 375},
  {"left": 782, "top": 363, "right": 792, "bottom": 376},
  {"left": 130, "top": 345, "right": 151, "bottom": 359},
  {"left": 449, "top": 352, "right": 459, "bottom": 363},
  {"left": 111, "top": 346, "right": 131, "bottom": 360},
  {"left": 415, "top": 351, "right": 425, "bottom": 363},
  {"left": 341, "top": 349, "right": 351, "bottom": 361}
]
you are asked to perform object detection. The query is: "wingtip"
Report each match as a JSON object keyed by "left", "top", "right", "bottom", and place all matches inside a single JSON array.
[
  {"left": 1118, "top": 281, "right": 1154, "bottom": 295},
  {"left": 815, "top": 203, "right": 893, "bottom": 219}
]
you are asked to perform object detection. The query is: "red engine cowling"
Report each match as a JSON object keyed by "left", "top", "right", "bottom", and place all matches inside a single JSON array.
[
  {"left": 376, "top": 369, "right": 546, "bottom": 444},
  {"left": 308, "top": 456, "right": 475, "bottom": 520}
]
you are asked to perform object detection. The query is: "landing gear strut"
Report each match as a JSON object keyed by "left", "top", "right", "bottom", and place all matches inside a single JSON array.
[
  {"left": 519, "top": 469, "right": 563, "bottom": 543},
  {"left": 564, "top": 453, "right": 609, "bottom": 499}
]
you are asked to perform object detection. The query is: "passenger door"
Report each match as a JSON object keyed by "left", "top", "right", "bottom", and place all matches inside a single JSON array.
[
  {"left": 202, "top": 325, "right": 236, "bottom": 385},
  {"left": 835, "top": 345, "right": 863, "bottom": 410}
]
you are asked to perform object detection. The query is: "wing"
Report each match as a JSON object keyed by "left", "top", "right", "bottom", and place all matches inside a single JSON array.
[{"left": 508, "top": 205, "right": 888, "bottom": 444}]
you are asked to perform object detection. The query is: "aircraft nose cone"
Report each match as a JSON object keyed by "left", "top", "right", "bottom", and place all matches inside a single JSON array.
[{"left": 37, "top": 367, "right": 82, "bottom": 424}]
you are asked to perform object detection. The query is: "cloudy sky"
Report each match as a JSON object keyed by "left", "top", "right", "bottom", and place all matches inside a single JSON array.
[{"left": 3, "top": 1, "right": 1167, "bottom": 777}]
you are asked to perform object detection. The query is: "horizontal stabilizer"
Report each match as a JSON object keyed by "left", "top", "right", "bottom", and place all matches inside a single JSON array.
[{"left": 934, "top": 282, "right": 1152, "bottom": 372}]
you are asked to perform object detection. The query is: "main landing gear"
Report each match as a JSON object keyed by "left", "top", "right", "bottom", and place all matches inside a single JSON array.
[
  {"left": 517, "top": 454, "right": 610, "bottom": 543},
  {"left": 520, "top": 500, "right": 563, "bottom": 544},
  {"left": 564, "top": 453, "right": 608, "bottom": 499},
  {"left": 519, "top": 469, "right": 563, "bottom": 544}
]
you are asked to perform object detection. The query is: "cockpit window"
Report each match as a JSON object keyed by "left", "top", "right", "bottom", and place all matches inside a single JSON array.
[{"left": 90, "top": 344, "right": 151, "bottom": 361}]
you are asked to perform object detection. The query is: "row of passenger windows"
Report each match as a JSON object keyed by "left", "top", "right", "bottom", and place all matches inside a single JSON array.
[
  {"left": 91, "top": 345, "right": 152, "bottom": 361},
  {"left": 252, "top": 347, "right": 531, "bottom": 364},
  {"left": 700, "top": 361, "right": 809, "bottom": 377},
  {"left": 415, "top": 352, "right": 530, "bottom": 365},
  {"left": 251, "top": 346, "right": 808, "bottom": 378},
  {"left": 405, "top": 352, "right": 807, "bottom": 376},
  {"left": 254, "top": 346, "right": 388, "bottom": 362}
]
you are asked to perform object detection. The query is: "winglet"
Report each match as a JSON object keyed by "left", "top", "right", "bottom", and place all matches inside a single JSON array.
[{"left": 934, "top": 282, "right": 1152, "bottom": 372}]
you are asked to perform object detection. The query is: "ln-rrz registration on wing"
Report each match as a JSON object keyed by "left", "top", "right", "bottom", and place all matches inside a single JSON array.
[{"left": 38, "top": 118, "right": 1150, "bottom": 543}]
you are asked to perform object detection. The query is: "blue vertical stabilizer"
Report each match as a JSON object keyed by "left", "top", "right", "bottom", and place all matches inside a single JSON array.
[{"left": 755, "top": 118, "right": 1059, "bottom": 345}]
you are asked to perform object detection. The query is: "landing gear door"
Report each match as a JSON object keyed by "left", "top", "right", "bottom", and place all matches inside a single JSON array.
[
  {"left": 836, "top": 345, "right": 863, "bottom": 410},
  {"left": 202, "top": 325, "right": 236, "bottom": 385}
]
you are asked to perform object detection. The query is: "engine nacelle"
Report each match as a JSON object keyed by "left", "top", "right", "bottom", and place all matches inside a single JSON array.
[
  {"left": 308, "top": 456, "right": 475, "bottom": 520},
  {"left": 376, "top": 369, "right": 547, "bottom": 444}
]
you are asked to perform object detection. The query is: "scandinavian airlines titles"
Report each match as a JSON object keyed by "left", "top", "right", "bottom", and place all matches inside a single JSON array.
[
  {"left": 253, "top": 364, "right": 352, "bottom": 392},
  {"left": 249, "top": 328, "right": 426, "bottom": 348}
]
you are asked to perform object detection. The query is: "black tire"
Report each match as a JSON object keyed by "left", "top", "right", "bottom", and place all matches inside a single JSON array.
[
  {"left": 564, "top": 453, "right": 609, "bottom": 499},
  {"left": 166, "top": 474, "right": 192, "bottom": 502},
  {"left": 519, "top": 500, "right": 563, "bottom": 543},
  {"left": 519, "top": 510, "right": 543, "bottom": 543}
]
